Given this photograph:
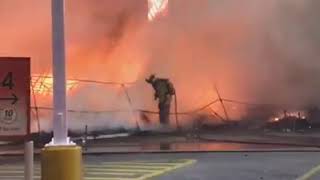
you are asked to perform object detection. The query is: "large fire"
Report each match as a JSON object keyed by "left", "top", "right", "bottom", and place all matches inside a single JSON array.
[
  {"left": 2, "top": 1, "right": 318, "bottom": 132},
  {"left": 32, "top": 74, "right": 79, "bottom": 96}
]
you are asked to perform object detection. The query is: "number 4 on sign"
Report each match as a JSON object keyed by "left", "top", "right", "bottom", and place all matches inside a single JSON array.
[{"left": 2, "top": 72, "right": 14, "bottom": 90}]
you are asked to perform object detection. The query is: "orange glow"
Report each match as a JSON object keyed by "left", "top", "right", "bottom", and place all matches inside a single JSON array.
[
  {"left": 273, "top": 117, "right": 280, "bottom": 122},
  {"left": 120, "top": 62, "right": 142, "bottom": 83},
  {"left": 148, "top": 0, "right": 169, "bottom": 21},
  {"left": 270, "top": 111, "right": 307, "bottom": 122},
  {"left": 31, "top": 74, "right": 79, "bottom": 96}
]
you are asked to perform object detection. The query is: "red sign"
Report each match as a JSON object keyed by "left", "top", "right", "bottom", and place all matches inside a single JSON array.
[{"left": 0, "top": 57, "right": 30, "bottom": 139}]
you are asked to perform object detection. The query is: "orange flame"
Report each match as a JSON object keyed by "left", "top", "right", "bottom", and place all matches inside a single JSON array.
[
  {"left": 270, "top": 111, "right": 307, "bottom": 122},
  {"left": 32, "top": 74, "right": 79, "bottom": 96}
]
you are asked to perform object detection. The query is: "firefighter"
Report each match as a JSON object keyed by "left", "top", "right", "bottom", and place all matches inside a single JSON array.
[{"left": 146, "top": 74, "right": 175, "bottom": 126}]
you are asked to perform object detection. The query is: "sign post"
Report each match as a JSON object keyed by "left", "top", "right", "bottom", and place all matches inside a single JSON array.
[{"left": 0, "top": 57, "right": 32, "bottom": 180}]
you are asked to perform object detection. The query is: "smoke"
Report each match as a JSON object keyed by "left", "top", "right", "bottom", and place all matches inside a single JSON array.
[
  {"left": 146, "top": 0, "right": 320, "bottom": 108},
  {"left": 1, "top": 0, "right": 320, "bottom": 131}
]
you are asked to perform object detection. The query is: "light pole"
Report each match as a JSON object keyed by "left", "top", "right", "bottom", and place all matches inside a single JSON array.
[
  {"left": 51, "top": 0, "right": 68, "bottom": 145},
  {"left": 41, "top": 1, "right": 82, "bottom": 180}
]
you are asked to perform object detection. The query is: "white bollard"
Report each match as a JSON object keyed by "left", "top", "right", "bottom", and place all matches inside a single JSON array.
[{"left": 24, "top": 141, "right": 34, "bottom": 180}]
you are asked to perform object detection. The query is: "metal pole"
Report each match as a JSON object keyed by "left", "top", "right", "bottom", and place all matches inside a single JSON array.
[
  {"left": 41, "top": 2, "right": 82, "bottom": 180},
  {"left": 52, "top": 0, "right": 68, "bottom": 145},
  {"left": 24, "top": 141, "right": 34, "bottom": 180},
  {"left": 83, "top": 125, "right": 88, "bottom": 151}
]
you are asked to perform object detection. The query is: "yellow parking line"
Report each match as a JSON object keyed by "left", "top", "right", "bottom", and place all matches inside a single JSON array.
[
  {"left": 0, "top": 159, "right": 196, "bottom": 180},
  {"left": 85, "top": 178, "right": 131, "bottom": 180},
  {"left": 136, "top": 159, "right": 196, "bottom": 180},
  {"left": 87, "top": 165, "right": 170, "bottom": 170},
  {"left": 297, "top": 164, "right": 320, "bottom": 180},
  {"left": 86, "top": 165, "right": 166, "bottom": 171},
  {"left": 85, "top": 170, "right": 152, "bottom": 176},
  {"left": 86, "top": 177, "right": 136, "bottom": 180},
  {"left": 85, "top": 171, "right": 137, "bottom": 176},
  {"left": 0, "top": 170, "right": 25, "bottom": 173},
  {"left": 85, "top": 159, "right": 196, "bottom": 180},
  {"left": 103, "top": 160, "right": 190, "bottom": 164},
  {"left": 0, "top": 175, "right": 41, "bottom": 178},
  {"left": 0, "top": 166, "right": 40, "bottom": 169},
  {"left": 86, "top": 168, "right": 162, "bottom": 173},
  {"left": 87, "top": 169, "right": 169, "bottom": 175},
  {"left": 102, "top": 162, "right": 183, "bottom": 166}
]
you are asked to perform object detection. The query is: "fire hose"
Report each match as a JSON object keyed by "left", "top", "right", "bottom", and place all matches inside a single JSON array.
[{"left": 138, "top": 99, "right": 220, "bottom": 115}]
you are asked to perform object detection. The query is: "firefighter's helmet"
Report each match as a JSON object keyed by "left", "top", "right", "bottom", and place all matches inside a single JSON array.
[{"left": 146, "top": 74, "right": 156, "bottom": 83}]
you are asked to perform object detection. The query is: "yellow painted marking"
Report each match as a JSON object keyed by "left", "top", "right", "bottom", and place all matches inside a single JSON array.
[
  {"left": 102, "top": 162, "right": 183, "bottom": 165},
  {"left": 0, "top": 170, "right": 26, "bottom": 173},
  {"left": 103, "top": 160, "right": 189, "bottom": 164},
  {"left": 0, "top": 159, "right": 196, "bottom": 180},
  {"left": 136, "top": 159, "right": 196, "bottom": 180},
  {"left": 297, "top": 163, "right": 320, "bottom": 180},
  {"left": 86, "top": 168, "right": 163, "bottom": 173},
  {"left": 85, "top": 171, "right": 137, "bottom": 176},
  {"left": 0, "top": 169, "right": 40, "bottom": 173},
  {"left": 87, "top": 165, "right": 170, "bottom": 170},
  {"left": 0, "top": 166, "right": 40, "bottom": 169},
  {"left": 0, "top": 175, "right": 41, "bottom": 178},
  {"left": 86, "top": 178, "right": 132, "bottom": 180}
]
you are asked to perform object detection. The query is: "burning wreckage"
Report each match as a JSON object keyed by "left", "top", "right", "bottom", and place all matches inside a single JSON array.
[
  {"left": 265, "top": 111, "right": 311, "bottom": 132},
  {"left": 30, "top": 74, "right": 320, "bottom": 138}
]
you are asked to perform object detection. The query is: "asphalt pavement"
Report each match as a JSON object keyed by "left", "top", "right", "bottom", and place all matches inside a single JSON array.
[
  {"left": 1, "top": 132, "right": 320, "bottom": 179},
  {"left": 1, "top": 152, "right": 320, "bottom": 180}
]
